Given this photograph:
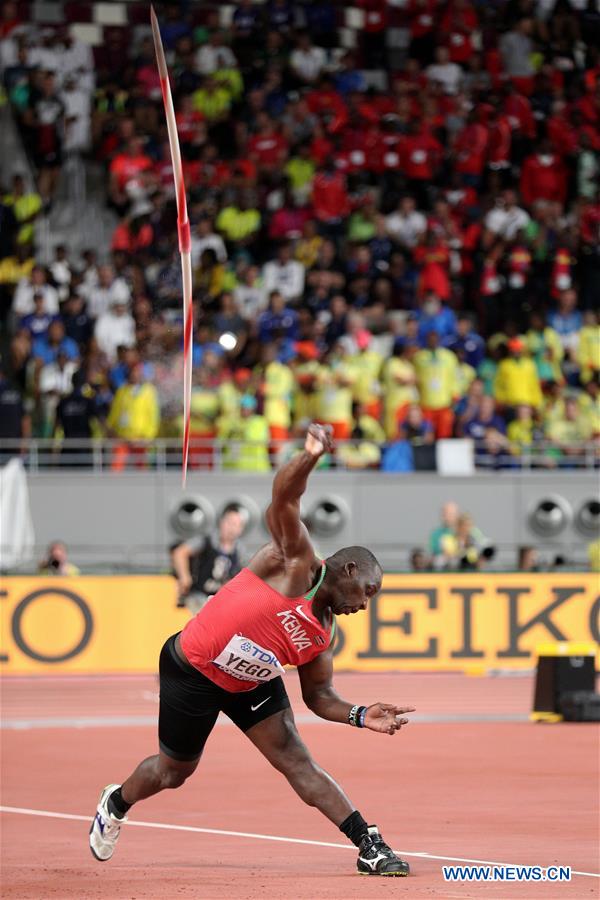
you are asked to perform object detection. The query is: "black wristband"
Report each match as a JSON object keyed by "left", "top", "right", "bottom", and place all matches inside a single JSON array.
[{"left": 349, "top": 704, "right": 367, "bottom": 727}]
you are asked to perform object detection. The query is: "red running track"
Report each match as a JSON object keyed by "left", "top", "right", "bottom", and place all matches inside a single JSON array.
[{"left": 1, "top": 673, "right": 599, "bottom": 899}]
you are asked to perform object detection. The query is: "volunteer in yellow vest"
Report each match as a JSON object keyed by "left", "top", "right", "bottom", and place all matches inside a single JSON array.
[
  {"left": 578, "top": 311, "right": 600, "bottom": 384},
  {"left": 494, "top": 337, "right": 543, "bottom": 409},
  {"left": 455, "top": 353, "right": 476, "bottom": 402},
  {"left": 234, "top": 394, "right": 271, "bottom": 471},
  {"left": 3, "top": 174, "right": 42, "bottom": 247},
  {"left": 216, "top": 196, "right": 261, "bottom": 245},
  {"left": 317, "top": 342, "right": 357, "bottom": 440},
  {"left": 337, "top": 404, "right": 386, "bottom": 470},
  {"left": 258, "top": 345, "right": 294, "bottom": 443},
  {"left": 292, "top": 342, "right": 323, "bottom": 428},
  {"left": 413, "top": 330, "right": 459, "bottom": 438},
  {"left": 381, "top": 339, "right": 418, "bottom": 439},
  {"left": 347, "top": 331, "right": 383, "bottom": 420},
  {"left": 183, "top": 366, "right": 221, "bottom": 469},
  {"left": 107, "top": 362, "right": 160, "bottom": 470},
  {"left": 192, "top": 76, "right": 232, "bottom": 121}
]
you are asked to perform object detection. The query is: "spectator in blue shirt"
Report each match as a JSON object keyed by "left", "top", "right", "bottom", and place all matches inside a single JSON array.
[
  {"left": 417, "top": 291, "right": 457, "bottom": 344},
  {"left": 32, "top": 319, "right": 79, "bottom": 365},
  {"left": 463, "top": 395, "right": 508, "bottom": 466},
  {"left": 334, "top": 52, "right": 367, "bottom": 94},
  {"left": 258, "top": 290, "right": 299, "bottom": 343},
  {"left": 62, "top": 293, "right": 93, "bottom": 348},
  {"left": 548, "top": 288, "right": 582, "bottom": 353},
  {"left": 19, "top": 292, "right": 56, "bottom": 340},
  {"left": 398, "top": 404, "right": 435, "bottom": 444},
  {"left": 444, "top": 313, "right": 486, "bottom": 368}
]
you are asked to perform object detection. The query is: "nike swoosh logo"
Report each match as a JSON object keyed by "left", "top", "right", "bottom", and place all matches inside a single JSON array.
[
  {"left": 295, "top": 605, "right": 314, "bottom": 625},
  {"left": 250, "top": 697, "right": 271, "bottom": 712}
]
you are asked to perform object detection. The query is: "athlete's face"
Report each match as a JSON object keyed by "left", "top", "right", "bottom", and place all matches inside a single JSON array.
[{"left": 330, "top": 564, "right": 382, "bottom": 616}]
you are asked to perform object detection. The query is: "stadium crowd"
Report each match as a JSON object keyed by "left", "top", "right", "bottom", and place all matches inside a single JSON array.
[{"left": 0, "top": 0, "right": 599, "bottom": 471}]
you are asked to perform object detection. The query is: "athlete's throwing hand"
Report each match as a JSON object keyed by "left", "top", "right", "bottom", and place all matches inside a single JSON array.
[
  {"left": 305, "top": 423, "right": 334, "bottom": 458},
  {"left": 364, "top": 703, "right": 416, "bottom": 736}
]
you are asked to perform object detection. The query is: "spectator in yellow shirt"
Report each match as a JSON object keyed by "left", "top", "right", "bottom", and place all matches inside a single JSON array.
[
  {"left": 578, "top": 310, "right": 600, "bottom": 384},
  {"left": 224, "top": 394, "right": 271, "bottom": 471},
  {"left": 192, "top": 77, "right": 232, "bottom": 121},
  {"left": 413, "top": 331, "right": 459, "bottom": 438},
  {"left": 525, "top": 312, "right": 564, "bottom": 383},
  {"left": 336, "top": 405, "right": 385, "bottom": 470},
  {"left": 3, "top": 174, "right": 42, "bottom": 248},
  {"left": 291, "top": 342, "right": 323, "bottom": 427},
  {"left": 578, "top": 375, "right": 600, "bottom": 435},
  {"left": 107, "top": 362, "right": 160, "bottom": 470},
  {"left": 317, "top": 343, "right": 356, "bottom": 439},
  {"left": 546, "top": 396, "right": 594, "bottom": 459},
  {"left": 382, "top": 339, "right": 418, "bottom": 438},
  {"left": 216, "top": 195, "right": 261, "bottom": 246},
  {"left": 494, "top": 338, "right": 543, "bottom": 409},
  {"left": 258, "top": 345, "right": 294, "bottom": 443},
  {"left": 347, "top": 331, "right": 383, "bottom": 419},
  {"left": 507, "top": 404, "right": 535, "bottom": 456}
]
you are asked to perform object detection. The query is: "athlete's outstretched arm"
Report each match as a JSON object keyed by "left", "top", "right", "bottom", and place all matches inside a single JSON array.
[
  {"left": 265, "top": 423, "right": 333, "bottom": 558},
  {"left": 299, "top": 650, "right": 414, "bottom": 735}
]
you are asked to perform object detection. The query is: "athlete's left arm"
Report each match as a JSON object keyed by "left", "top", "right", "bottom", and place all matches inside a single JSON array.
[{"left": 298, "top": 650, "right": 415, "bottom": 735}]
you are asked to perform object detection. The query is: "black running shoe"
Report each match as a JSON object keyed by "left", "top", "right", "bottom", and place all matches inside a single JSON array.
[{"left": 357, "top": 826, "right": 410, "bottom": 876}]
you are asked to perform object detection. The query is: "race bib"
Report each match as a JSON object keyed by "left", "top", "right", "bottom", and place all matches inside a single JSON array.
[{"left": 212, "top": 634, "right": 285, "bottom": 683}]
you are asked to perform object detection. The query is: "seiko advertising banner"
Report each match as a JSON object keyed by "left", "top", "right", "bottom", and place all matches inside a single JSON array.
[{"left": 1, "top": 575, "right": 598, "bottom": 675}]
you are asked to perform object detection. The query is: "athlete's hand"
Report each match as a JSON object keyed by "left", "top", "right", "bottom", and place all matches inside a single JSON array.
[
  {"left": 363, "top": 703, "right": 415, "bottom": 736},
  {"left": 305, "top": 423, "right": 334, "bottom": 458}
]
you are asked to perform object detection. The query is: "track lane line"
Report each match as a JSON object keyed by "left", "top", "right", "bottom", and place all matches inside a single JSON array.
[{"left": 1, "top": 805, "right": 597, "bottom": 878}]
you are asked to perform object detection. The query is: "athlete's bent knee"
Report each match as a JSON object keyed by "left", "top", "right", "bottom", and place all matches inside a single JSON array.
[{"left": 159, "top": 765, "right": 192, "bottom": 790}]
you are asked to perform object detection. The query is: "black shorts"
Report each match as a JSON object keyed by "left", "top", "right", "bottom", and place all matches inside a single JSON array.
[{"left": 158, "top": 633, "right": 290, "bottom": 761}]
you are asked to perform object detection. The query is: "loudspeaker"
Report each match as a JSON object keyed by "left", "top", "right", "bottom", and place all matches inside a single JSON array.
[{"left": 532, "top": 647, "right": 596, "bottom": 719}]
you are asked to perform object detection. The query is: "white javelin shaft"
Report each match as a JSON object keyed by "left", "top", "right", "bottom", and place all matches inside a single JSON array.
[{"left": 150, "top": 6, "right": 193, "bottom": 486}]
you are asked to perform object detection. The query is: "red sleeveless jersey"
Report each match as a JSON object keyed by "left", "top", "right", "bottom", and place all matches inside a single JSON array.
[{"left": 180, "top": 564, "right": 334, "bottom": 692}]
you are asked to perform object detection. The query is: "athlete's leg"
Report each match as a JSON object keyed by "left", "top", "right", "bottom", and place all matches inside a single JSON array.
[
  {"left": 120, "top": 635, "right": 220, "bottom": 808},
  {"left": 245, "top": 707, "right": 353, "bottom": 825},
  {"left": 120, "top": 750, "right": 199, "bottom": 805}
]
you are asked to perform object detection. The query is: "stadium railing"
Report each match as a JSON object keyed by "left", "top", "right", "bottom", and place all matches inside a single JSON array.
[{"left": 0, "top": 438, "right": 598, "bottom": 472}]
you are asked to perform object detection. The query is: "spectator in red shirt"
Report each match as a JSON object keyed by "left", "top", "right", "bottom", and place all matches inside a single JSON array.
[
  {"left": 306, "top": 77, "right": 348, "bottom": 132},
  {"left": 401, "top": 124, "right": 443, "bottom": 208},
  {"left": 453, "top": 111, "right": 489, "bottom": 186},
  {"left": 358, "top": 0, "right": 388, "bottom": 68},
  {"left": 414, "top": 231, "right": 451, "bottom": 301},
  {"left": 408, "top": 0, "right": 437, "bottom": 65},
  {"left": 247, "top": 112, "right": 288, "bottom": 173},
  {"left": 439, "top": 0, "right": 478, "bottom": 65},
  {"left": 109, "top": 137, "right": 154, "bottom": 214},
  {"left": 312, "top": 161, "right": 350, "bottom": 236},
  {"left": 520, "top": 140, "right": 568, "bottom": 208}
]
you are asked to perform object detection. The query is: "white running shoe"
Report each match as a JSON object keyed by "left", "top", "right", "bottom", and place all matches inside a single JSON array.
[{"left": 89, "top": 783, "right": 127, "bottom": 861}]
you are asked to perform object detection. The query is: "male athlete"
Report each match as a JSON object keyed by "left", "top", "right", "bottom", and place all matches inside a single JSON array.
[{"left": 89, "top": 424, "right": 413, "bottom": 876}]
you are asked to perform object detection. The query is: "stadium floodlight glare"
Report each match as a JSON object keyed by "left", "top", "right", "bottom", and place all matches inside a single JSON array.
[{"left": 219, "top": 332, "right": 237, "bottom": 351}]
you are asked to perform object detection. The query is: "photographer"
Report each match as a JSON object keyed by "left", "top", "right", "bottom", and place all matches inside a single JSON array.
[
  {"left": 171, "top": 504, "right": 245, "bottom": 613},
  {"left": 39, "top": 541, "right": 80, "bottom": 576}
]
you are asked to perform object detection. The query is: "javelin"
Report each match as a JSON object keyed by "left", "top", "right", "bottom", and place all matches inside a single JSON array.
[{"left": 151, "top": 5, "right": 193, "bottom": 486}]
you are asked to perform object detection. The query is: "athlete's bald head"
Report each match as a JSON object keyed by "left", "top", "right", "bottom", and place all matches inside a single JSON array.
[
  {"left": 323, "top": 547, "right": 383, "bottom": 616},
  {"left": 326, "top": 546, "right": 382, "bottom": 578}
]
